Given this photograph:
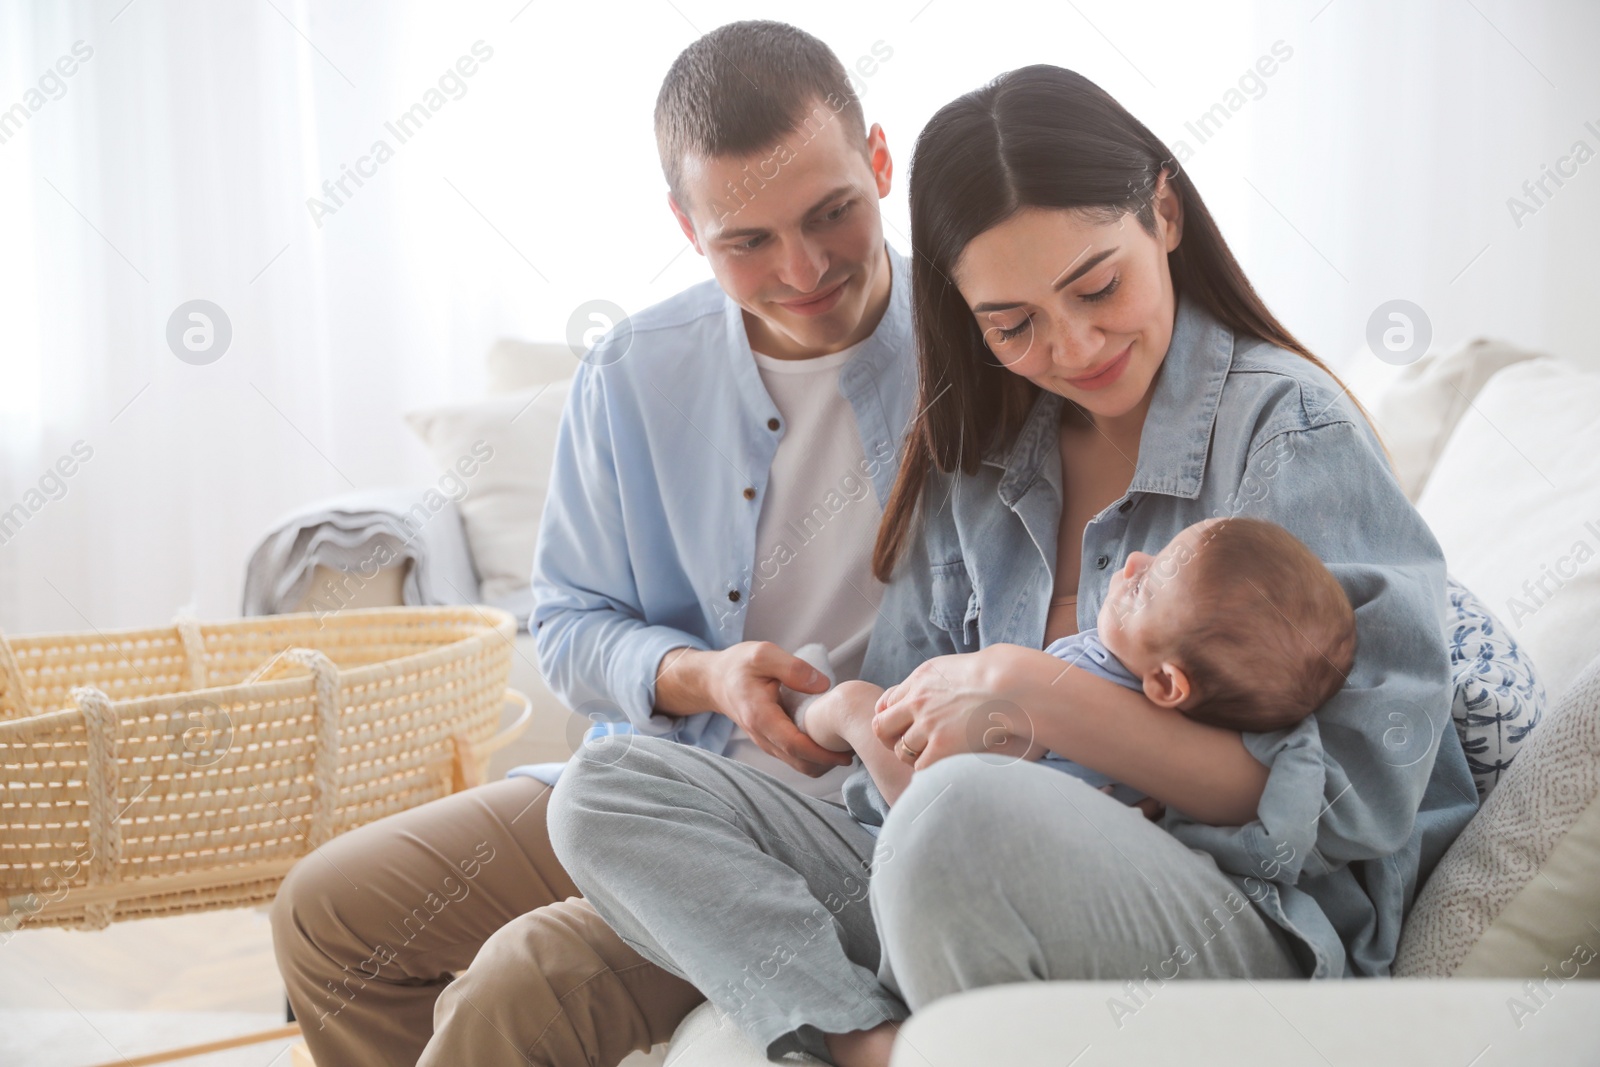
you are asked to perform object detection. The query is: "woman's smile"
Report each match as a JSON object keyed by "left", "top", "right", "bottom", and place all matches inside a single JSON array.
[{"left": 1063, "top": 342, "right": 1133, "bottom": 391}]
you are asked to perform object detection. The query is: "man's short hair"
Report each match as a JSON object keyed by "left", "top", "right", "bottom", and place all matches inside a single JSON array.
[{"left": 655, "top": 20, "right": 867, "bottom": 210}]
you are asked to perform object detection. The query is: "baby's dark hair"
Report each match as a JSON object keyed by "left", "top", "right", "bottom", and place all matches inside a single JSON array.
[{"left": 1171, "top": 518, "right": 1356, "bottom": 732}]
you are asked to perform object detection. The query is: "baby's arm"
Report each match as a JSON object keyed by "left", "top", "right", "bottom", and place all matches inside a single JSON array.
[{"left": 799, "top": 680, "right": 915, "bottom": 806}]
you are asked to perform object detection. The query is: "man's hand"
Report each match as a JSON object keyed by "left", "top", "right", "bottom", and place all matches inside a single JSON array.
[{"left": 655, "top": 643, "right": 853, "bottom": 776}]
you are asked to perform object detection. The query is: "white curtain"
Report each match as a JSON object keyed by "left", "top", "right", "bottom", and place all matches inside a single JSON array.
[{"left": 2, "top": 0, "right": 1595, "bottom": 634}]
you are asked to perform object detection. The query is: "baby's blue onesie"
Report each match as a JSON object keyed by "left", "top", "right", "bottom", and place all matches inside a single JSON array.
[{"left": 1039, "top": 627, "right": 1151, "bottom": 807}]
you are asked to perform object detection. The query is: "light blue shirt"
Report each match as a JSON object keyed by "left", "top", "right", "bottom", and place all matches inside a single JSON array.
[
  {"left": 514, "top": 242, "right": 917, "bottom": 780},
  {"left": 856, "top": 289, "right": 1480, "bottom": 979},
  {"left": 1037, "top": 627, "right": 1149, "bottom": 803},
  {"left": 1040, "top": 626, "right": 1141, "bottom": 690}
]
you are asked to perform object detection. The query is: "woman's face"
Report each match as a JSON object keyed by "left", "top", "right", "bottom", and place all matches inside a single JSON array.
[{"left": 950, "top": 174, "right": 1183, "bottom": 421}]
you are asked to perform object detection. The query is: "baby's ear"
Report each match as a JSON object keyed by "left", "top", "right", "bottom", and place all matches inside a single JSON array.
[{"left": 1141, "top": 663, "right": 1192, "bottom": 709}]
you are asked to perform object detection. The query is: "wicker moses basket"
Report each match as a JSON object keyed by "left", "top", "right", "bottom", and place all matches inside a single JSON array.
[{"left": 0, "top": 606, "right": 529, "bottom": 933}]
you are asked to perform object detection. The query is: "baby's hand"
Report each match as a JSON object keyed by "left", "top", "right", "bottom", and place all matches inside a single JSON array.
[{"left": 1099, "top": 784, "right": 1166, "bottom": 822}]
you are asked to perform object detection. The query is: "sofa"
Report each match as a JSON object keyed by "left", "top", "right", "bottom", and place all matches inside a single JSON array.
[{"left": 250, "top": 337, "right": 1600, "bottom": 1065}]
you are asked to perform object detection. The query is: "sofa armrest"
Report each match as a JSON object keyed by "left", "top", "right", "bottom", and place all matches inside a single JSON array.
[
  {"left": 243, "top": 486, "right": 480, "bottom": 617},
  {"left": 289, "top": 561, "right": 411, "bottom": 612},
  {"left": 243, "top": 487, "right": 482, "bottom": 616}
]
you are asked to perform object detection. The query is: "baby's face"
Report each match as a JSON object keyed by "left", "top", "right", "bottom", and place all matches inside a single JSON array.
[{"left": 1097, "top": 518, "right": 1221, "bottom": 673}]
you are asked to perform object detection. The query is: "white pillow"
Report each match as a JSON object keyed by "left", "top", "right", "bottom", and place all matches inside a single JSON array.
[
  {"left": 1344, "top": 337, "right": 1545, "bottom": 501},
  {"left": 1416, "top": 358, "right": 1600, "bottom": 700},
  {"left": 485, "top": 338, "right": 580, "bottom": 396},
  {"left": 404, "top": 381, "right": 572, "bottom": 603}
]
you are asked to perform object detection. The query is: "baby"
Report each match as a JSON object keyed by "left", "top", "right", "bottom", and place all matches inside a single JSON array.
[{"left": 787, "top": 516, "right": 1357, "bottom": 811}]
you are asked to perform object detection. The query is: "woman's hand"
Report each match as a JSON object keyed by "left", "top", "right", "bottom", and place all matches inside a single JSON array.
[{"left": 871, "top": 645, "right": 1035, "bottom": 769}]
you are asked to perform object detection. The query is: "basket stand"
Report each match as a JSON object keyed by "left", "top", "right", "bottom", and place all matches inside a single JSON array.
[{"left": 1, "top": 614, "right": 533, "bottom": 1066}]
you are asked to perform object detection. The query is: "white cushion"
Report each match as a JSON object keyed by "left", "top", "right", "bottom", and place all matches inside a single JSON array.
[
  {"left": 891, "top": 979, "right": 1600, "bottom": 1065},
  {"left": 1416, "top": 358, "right": 1600, "bottom": 699},
  {"left": 485, "top": 339, "right": 579, "bottom": 396},
  {"left": 1395, "top": 651, "right": 1600, "bottom": 979},
  {"left": 1344, "top": 337, "right": 1545, "bottom": 501},
  {"left": 403, "top": 381, "right": 571, "bottom": 603},
  {"left": 658, "top": 1001, "right": 813, "bottom": 1066}
]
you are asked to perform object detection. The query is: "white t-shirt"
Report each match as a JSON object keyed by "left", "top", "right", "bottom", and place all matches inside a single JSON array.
[{"left": 724, "top": 340, "right": 887, "bottom": 801}]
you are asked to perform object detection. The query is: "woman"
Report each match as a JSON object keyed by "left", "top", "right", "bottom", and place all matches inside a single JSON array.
[{"left": 549, "top": 65, "right": 1480, "bottom": 1067}]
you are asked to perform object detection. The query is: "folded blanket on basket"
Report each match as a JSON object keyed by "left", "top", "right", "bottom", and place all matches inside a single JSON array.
[{"left": 241, "top": 488, "right": 485, "bottom": 619}]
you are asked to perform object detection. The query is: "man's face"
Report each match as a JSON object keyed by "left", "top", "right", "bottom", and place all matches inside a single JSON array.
[{"left": 670, "top": 97, "right": 894, "bottom": 358}]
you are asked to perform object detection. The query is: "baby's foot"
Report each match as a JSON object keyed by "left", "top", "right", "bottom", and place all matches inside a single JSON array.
[
  {"left": 799, "top": 680, "right": 883, "bottom": 754},
  {"left": 797, "top": 688, "right": 855, "bottom": 753}
]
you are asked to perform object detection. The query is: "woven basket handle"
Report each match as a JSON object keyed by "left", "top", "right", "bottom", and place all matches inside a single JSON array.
[
  {"left": 173, "top": 615, "right": 208, "bottom": 691},
  {"left": 483, "top": 688, "right": 533, "bottom": 755},
  {"left": 245, "top": 647, "right": 343, "bottom": 849},
  {"left": 0, "top": 626, "right": 35, "bottom": 720},
  {"left": 448, "top": 688, "right": 533, "bottom": 792},
  {"left": 70, "top": 685, "right": 122, "bottom": 930}
]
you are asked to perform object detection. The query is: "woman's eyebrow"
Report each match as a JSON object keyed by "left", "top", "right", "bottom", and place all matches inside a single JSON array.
[
  {"left": 970, "top": 247, "right": 1119, "bottom": 313},
  {"left": 1052, "top": 247, "right": 1117, "bottom": 290}
]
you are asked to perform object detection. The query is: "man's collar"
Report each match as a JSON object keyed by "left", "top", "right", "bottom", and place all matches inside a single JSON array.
[{"left": 841, "top": 242, "right": 912, "bottom": 387}]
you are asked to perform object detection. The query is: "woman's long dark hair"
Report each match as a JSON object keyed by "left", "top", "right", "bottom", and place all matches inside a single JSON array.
[{"left": 872, "top": 64, "right": 1375, "bottom": 583}]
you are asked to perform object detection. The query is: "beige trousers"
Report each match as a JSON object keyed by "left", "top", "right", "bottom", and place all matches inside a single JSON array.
[{"left": 270, "top": 775, "right": 705, "bottom": 1066}]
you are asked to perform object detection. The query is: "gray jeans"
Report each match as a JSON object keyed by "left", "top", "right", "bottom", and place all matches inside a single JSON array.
[{"left": 548, "top": 737, "right": 1304, "bottom": 1063}]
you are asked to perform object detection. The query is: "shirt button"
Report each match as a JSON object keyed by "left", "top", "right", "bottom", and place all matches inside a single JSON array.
[
  {"left": 742, "top": 487, "right": 756, "bottom": 500},
  {"left": 1096, "top": 555, "right": 1110, "bottom": 570},
  {"left": 767, "top": 417, "right": 780, "bottom": 431},
  {"left": 728, "top": 590, "right": 741, "bottom": 603}
]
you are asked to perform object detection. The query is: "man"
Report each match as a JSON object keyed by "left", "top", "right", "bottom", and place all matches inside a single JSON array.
[{"left": 270, "top": 20, "right": 916, "bottom": 1066}]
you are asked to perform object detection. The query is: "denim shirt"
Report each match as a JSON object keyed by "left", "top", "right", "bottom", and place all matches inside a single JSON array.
[
  {"left": 526, "top": 242, "right": 918, "bottom": 757},
  {"left": 858, "top": 290, "right": 1480, "bottom": 979}
]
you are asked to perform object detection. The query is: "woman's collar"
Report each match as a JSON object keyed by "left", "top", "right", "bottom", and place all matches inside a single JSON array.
[
  {"left": 985, "top": 290, "right": 1236, "bottom": 505},
  {"left": 1126, "top": 290, "right": 1235, "bottom": 500}
]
